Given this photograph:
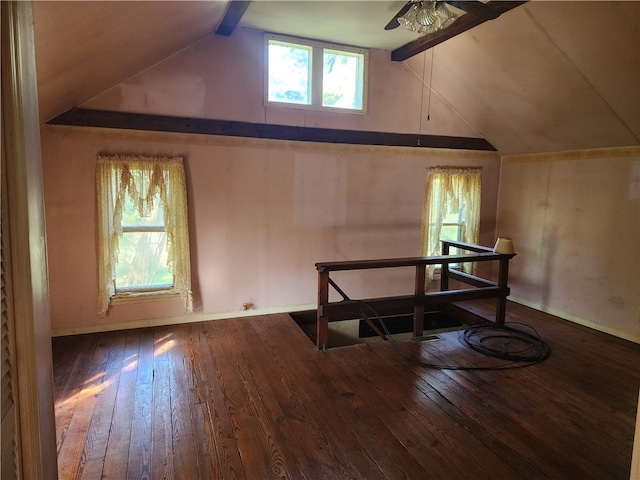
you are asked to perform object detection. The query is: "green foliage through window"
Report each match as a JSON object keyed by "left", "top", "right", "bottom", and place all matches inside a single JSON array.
[
  {"left": 115, "top": 193, "right": 173, "bottom": 290},
  {"left": 266, "top": 35, "right": 367, "bottom": 113},
  {"left": 267, "top": 42, "right": 312, "bottom": 105},
  {"left": 322, "top": 49, "right": 364, "bottom": 110}
]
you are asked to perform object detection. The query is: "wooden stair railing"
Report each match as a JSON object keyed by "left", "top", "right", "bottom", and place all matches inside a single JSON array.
[{"left": 314, "top": 241, "right": 516, "bottom": 350}]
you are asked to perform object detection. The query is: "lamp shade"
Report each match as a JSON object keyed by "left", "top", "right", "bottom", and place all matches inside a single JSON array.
[{"left": 493, "top": 237, "right": 515, "bottom": 254}]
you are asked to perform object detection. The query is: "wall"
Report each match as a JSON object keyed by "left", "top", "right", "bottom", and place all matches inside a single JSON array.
[
  {"left": 42, "top": 126, "right": 500, "bottom": 334},
  {"left": 41, "top": 27, "right": 502, "bottom": 334},
  {"left": 496, "top": 147, "right": 640, "bottom": 342},
  {"left": 42, "top": 25, "right": 640, "bottom": 343},
  {"left": 81, "top": 28, "right": 481, "bottom": 139}
]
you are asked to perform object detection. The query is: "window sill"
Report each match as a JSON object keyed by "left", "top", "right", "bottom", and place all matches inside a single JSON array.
[{"left": 111, "top": 289, "right": 179, "bottom": 305}]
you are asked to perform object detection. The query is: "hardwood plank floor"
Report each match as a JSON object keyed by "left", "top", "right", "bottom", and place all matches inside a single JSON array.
[{"left": 53, "top": 302, "right": 640, "bottom": 479}]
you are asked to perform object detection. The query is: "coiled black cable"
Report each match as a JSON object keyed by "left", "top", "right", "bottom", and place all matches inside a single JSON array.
[
  {"left": 358, "top": 301, "right": 551, "bottom": 370},
  {"left": 462, "top": 323, "right": 552, "bottom": 363}
]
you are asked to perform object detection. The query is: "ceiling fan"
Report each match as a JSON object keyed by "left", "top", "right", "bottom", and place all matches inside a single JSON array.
[{"left": 385, "top": 0, "right": 499, "bottom": 31}]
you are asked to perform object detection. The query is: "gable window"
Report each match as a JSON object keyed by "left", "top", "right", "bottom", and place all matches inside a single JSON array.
[
  {"left": 265, "top": 34, "right": 368, "bottom": 113},
  {"left": 96, "top": 154, "right": 193, "bottom": 315},
  {"left": 420, "top": 166, "right": 482, "bottom": 280}
]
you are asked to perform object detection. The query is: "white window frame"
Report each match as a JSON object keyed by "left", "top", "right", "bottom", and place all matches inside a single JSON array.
[{"left": 264, "top": 33, "right": 369, "bottom": 114}]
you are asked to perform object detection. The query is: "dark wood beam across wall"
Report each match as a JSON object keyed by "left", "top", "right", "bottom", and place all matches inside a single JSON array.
[
  {"left": 392, "top": 1, "right": 527, "bottom": 61},
  {"left": 215, "top": 0, "right": 252, "bottom": 36},
  {"left": 48, "top": 108, "right": 496, "bottom": 152}
]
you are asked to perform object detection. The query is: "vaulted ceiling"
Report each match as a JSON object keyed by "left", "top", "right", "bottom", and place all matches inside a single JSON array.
[{"left": 33, "top": 1, "right": 639, "bottom": 156}]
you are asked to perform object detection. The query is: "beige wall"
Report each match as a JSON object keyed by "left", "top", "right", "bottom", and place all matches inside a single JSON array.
[
  {"left": 496, "top": 147, "right": 640, "bottom": 342},
  {"left": 41, "top": 126, "right": 499, "bottom": 334},
  {"left": 43, "top": 25, "right": 639, "bottom": 342},
  {"left": 82, "top": 29, "right": 480, "bottom": 139},
  {"left": 42, "top": 27, "right": 502, "bottom": 334}
]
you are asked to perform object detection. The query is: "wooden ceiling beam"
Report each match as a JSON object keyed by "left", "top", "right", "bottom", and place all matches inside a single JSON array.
[
  {"left": 391, "top": 1, "right": 527, "bottom": 61},
  {"left": 215, "top": 0, "right": 252, "bottom": 36},
  {"left": 48, "top": 108, "right": 497, "bottom": 151}
]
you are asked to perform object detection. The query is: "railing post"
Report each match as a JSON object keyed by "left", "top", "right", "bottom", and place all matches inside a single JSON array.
[
  {"left": 317, "top": 269, "right": 330, "bottom": 349},
  {"left": 441, "top": 241, "right": 450, "bottom": 292},
  {"left": 496, "top": 255, "right": 513, "bottom": 325},
  {"left": 414, "top": 264, "right": 425, "bottom": 337}
]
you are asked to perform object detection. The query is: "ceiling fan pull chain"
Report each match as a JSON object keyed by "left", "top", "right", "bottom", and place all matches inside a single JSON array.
[{"left": 427, "top": 48, "right": 435, "bottom": 121}]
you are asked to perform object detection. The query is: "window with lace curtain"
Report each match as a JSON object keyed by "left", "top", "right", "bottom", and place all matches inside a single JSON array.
[
  {"left": 420, "top": 166, "right": 482, "bottom": 281},
  {"left": 96, "top": 154, "right": 193, "bottom": 315}
]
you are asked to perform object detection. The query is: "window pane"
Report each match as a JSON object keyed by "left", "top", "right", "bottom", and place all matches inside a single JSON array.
[
  {"left": 268, "top": 41, "right": 311, "bottom": 104},
  {"left": 440, "top": 224, "right": 463, "bottom": 263},
  {"left": 322, "top": 49, "right": 364, "bottom": 110},
  {"left": 121, "top": 193, "right": 165, "bottom": 227},
  {"left": 115, "top": 231, "right": 172, "bottom": 289},
  {"left": 442, "top": 211, "right": 462, "bottom": 224},
  {"left": 440, "top": 225, "right": 462, "bottom": 242},
  {"left": 116, "top": 193, "right": 171, "bottom": 290}
]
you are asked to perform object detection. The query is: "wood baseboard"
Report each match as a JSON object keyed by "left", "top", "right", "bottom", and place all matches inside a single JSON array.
[
  {"left": 509, "top": 296, "right": 640, "bottom": 344},
  {"left": 50, "top": 303, "right": 317, "bottom": 337}
]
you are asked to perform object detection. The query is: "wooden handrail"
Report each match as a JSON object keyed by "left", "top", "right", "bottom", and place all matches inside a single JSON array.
[
  {"left": 315, "top": 241, "right": 516, "bottom": 349},
  {"left": 315, "top": 252, "right": 501, "bottom": 272},
  {"left": 441, "top": 240, "right": 495, "bottom": 253}
]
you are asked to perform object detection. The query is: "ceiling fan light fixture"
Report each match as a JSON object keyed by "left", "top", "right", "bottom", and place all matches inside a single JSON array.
[{"left": 398, "top": 1, "right": 460, "bottom": 34}]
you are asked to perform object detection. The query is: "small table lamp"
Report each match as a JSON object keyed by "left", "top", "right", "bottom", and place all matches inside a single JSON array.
[{"left": 493, "top": 237, "right": 515, "bottom": 254}]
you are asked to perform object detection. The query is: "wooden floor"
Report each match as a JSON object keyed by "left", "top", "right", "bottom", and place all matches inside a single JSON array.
[{"left": 53, "top": 302, "right": 640, "bottom": 480}]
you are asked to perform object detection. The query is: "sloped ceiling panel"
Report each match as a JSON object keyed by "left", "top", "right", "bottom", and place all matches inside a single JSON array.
[
  {"left": 528, "top": 1, "right": 640, "bottom": 142},
  {"left": 33, "top": 1, "right": 228, "bottom": 124},
  {"left": 428, "top": 1, "right": 639, "bottom": 155},
  {"left": 32, "top": 1, "right": 639, "bottom": 155}
]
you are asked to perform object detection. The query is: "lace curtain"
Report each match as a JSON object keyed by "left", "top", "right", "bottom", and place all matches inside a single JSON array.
[
  {"left": 96, "top": 154, "right": 193, "bottom": 315},
  {"left": 420, "top": 166, "right": 482, "bottom": 281}
]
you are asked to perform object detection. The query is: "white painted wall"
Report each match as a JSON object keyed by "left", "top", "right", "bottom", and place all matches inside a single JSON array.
[{"left": 496, "top": 148, "right": 640, "bottom": 342}]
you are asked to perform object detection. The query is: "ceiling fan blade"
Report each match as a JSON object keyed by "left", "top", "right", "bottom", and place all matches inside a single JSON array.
[
  {"left": 445, "top": 1, "right": 500, "bottom": 20},
  {"left": 384, "top": 1, "right": 414, "bottom": 30}
]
